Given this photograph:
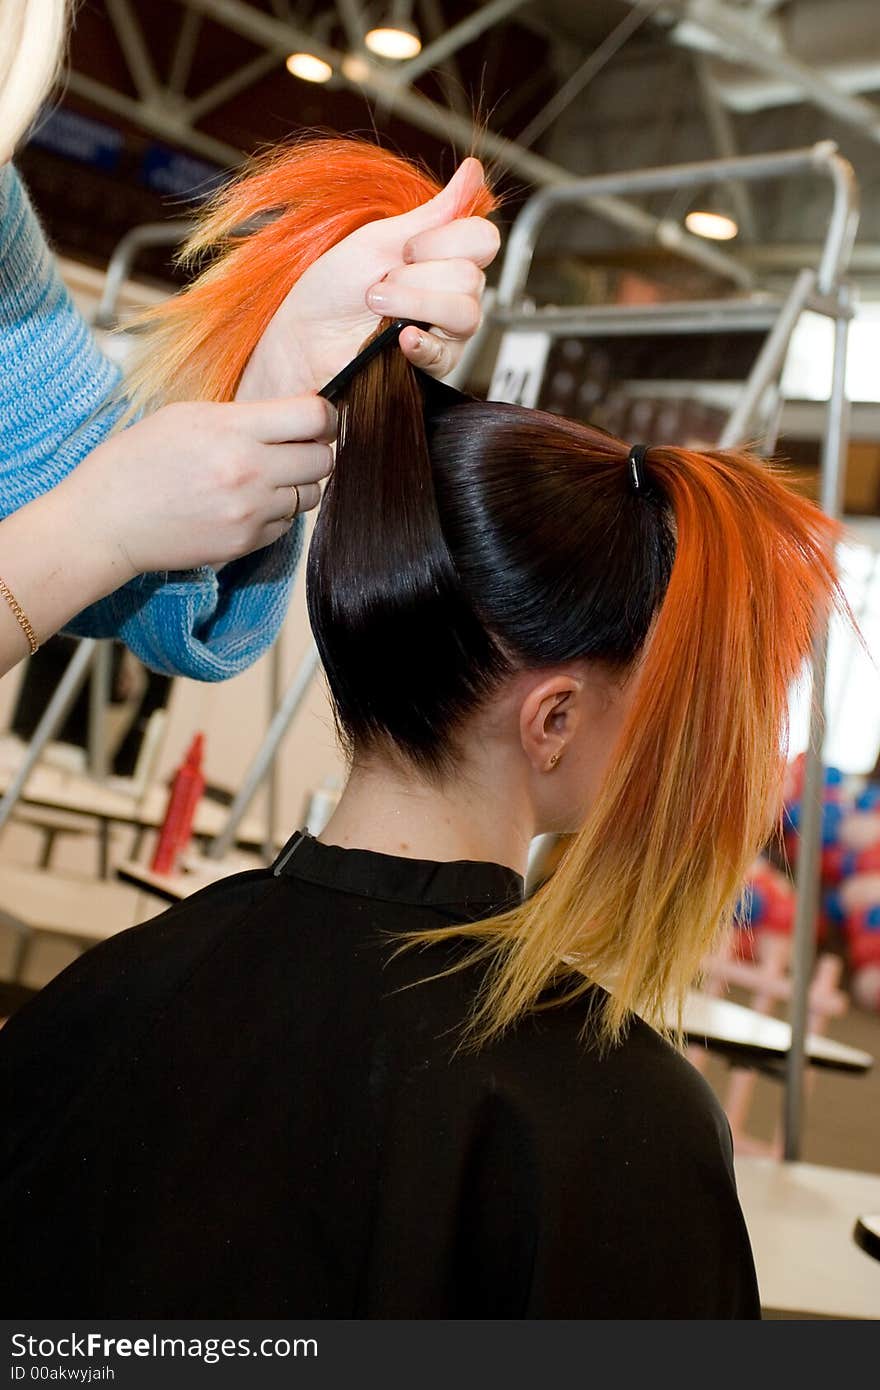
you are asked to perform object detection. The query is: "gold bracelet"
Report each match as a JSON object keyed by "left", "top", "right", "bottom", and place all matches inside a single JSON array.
[{"left": 0, "top": 576, "right": 39, "bottom": 655}]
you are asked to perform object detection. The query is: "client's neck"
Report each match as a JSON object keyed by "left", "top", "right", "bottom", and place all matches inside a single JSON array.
[{"left": 318, "top": 754, "right": 534, "bottom": 878}]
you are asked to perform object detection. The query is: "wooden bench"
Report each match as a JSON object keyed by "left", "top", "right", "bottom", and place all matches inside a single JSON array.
[{"left": 0, "top": 863, "right": 149, "bottom": 984}]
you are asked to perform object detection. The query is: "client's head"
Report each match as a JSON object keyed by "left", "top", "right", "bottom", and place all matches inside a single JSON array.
[
  {"left": 308, "top": 341, "right": 847, "bottom": 1043},
  {"left": 307, "top": 352, "right": 674, "bottom": 837}
]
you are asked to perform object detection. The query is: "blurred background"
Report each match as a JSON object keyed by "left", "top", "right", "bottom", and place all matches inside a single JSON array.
[{"left": 4, "top": 3, "right": 880, "bottom": 1313}]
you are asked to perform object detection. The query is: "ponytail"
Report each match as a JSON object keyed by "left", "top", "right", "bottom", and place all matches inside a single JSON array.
[{"left": 405, "top": 443, "right": 847, "bottom": 1048}]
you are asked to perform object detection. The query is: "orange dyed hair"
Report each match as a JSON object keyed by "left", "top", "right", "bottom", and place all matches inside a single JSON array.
[
  {"left": 123, "top": 137, "right": 496, "bottom": 411},
  {"left": 450, "top": 440, "right": 847, "bottom": 1046},
  {"left": 310, "top": 341, "right": 849, "bottom": 1046}
]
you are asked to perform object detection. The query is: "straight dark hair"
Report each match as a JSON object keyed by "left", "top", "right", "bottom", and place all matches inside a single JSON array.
[{"left": 306, "top": 346, "right": 675, "bottom": 777}]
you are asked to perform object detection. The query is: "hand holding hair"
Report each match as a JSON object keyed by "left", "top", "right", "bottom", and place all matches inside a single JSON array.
[
  {"left": 68, "top": 393, "right": 336, "bottom": 575},
  {"left": 366, "top": 160, "right": 498, "bottom": 381},
  {"left": 124, "top": 142, "right": 498, "bottom": 414},
  {"left": 237, "top": 157, "right": 497, "bottom": 401},
  {"left": 0, "top": 390, "right": 336, "bottom": 675}
]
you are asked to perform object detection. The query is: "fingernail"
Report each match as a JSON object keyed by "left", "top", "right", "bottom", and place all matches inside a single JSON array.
[
  {"left": 366, "top": 287, "right": 388, "bottom": 308},
  {"left": 410, "top": 333, "right": 424, "bottom": 350}
]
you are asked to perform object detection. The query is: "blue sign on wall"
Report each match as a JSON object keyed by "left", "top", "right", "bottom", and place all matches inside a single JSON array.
[
  {"left": 140, "top": 145, "right": 228, "bottom": 198},
  {"left": 29, "top": 106, "right": 123, "bottom": 171}
]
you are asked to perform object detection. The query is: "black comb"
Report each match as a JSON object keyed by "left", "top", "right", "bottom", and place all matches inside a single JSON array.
[
  {"left": 318, "top": 320, "right": 421, "bottom": 403},
  {"left": 318, "top": 319, "right": 473, "bottom": 416}
]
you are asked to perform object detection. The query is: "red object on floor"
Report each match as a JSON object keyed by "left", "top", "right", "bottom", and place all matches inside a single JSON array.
[{"left": 150, "top": 733, "right": 206, "bottom": 875}]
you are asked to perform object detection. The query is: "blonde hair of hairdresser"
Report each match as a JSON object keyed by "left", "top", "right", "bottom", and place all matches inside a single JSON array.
[{"left": 0, "top": 0, "right": 69, "bottom": 161}]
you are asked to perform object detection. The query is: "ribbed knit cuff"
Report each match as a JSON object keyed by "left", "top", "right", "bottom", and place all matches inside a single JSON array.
[{"left": 64, "top": 516, "right": 305, "bottom": 681}]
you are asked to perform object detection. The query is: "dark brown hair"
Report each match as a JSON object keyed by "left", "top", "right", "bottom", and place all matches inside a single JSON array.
[{"left": 307, "top": 347, "right": 675, "bottom": 777}]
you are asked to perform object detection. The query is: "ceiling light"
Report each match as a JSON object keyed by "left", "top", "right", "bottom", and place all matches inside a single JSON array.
[
  {"left": 285, "top": 52, "right": 333, "bottom": 83},
  {"left": 341, "top": 53, "right": 371, "bottom": 82},
  {"left": 364, "top": 21, "right": 422, "bottom": 60},
  {"left": 685, "top": 209, "right": 739, "bottom": 241}
]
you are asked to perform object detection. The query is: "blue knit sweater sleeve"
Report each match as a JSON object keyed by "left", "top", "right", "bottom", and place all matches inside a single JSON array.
[{"left": 0, "top": 165, "right": 302, "bottom": 681}]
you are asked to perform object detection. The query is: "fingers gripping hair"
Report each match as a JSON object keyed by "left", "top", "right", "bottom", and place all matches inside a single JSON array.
[{"left": 123, "top": 138, "right": 496, "bottom": 414}]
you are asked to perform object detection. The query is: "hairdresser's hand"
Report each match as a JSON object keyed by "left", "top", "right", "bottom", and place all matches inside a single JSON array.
[
  {"left": 236, "top": 158, "right": 499, "bottom": 400},
  {"left": 62, "top": 396, "right": 336, "bottom": 575}
]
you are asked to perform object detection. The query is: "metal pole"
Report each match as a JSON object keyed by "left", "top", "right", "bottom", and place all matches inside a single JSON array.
[
  {"left": 105, "top": 0, "right": 162, "bottom": 100},
  {"left": 0, "top": 639, "right": 97, "bottom": 835},
  {"left": 94, "top": 221, "right": 196, "bottom": 328},
  {"left": 718, "top": 268, "right": 816, "bottom": 448},
  {"left": 262, "top": 634, "right": 284, "bottom": 862},
  {"left": 167, "top": 5, "right": 202, "bottom": 95},
  {"left": 417, "top": 0, "right": 471, "bottom": 120},
  {"left": 693, "top": 55, "right": 758, "bottom": 243},
  {"left": 495, "top": 142, "right": 850, "bottom": 309},
  {"left": 493, "top": 298, "right": 782, "bottom": 336},
  {"left": 784, "top": 642, "right": 829, "bottom": 1161},
  {"left": 87, "top": 641, "right": 113, "bottom": 781},
  {"left": 817, "top": 153, "right": 860, "bottom": 297},
  {"left": 783, "top": 288, "right": 852, "bottom": 1161},
  {"left": 206, "top": 642, "right": 321, "bottom": 860},
  {"left": 741, "top": 243, "right": 880, "bottom": 275},
  {"left": 335, "top": 0, "right": 366, "bottom": 47}
]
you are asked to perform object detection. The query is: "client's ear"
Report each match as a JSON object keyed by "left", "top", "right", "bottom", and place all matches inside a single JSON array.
[{"left": 519, "top": 673, "right": 586, "bottom": 775}]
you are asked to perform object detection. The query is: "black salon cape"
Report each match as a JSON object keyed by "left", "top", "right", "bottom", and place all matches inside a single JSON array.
[{"left": 0, "top": 833, "right": 759, "bottom": 1318}]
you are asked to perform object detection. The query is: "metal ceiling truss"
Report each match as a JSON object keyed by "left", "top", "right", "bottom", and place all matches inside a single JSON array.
[
  {"left": 647, "top": 0, "right": 880, "bottom": 145},
  {"left": 104, "top": 0, "right": 162, "bottom": 101},
  {"left": 515, "top": 0, "right": 668, "bottom": 151},
  {"left": 166, "top": 4, "right": 203, "bottom": 96},
  {"left": 64, "top": 68, "right": 243, "bottom": 165},
  {"left": 60, "top": 0, "right": 754, "bottom": 285},
  {"left": 63, "top": 1, "right": 879, "bottom": 285},
  {"left": 414, "top": 0, "right": 470, "bottom": 120}
]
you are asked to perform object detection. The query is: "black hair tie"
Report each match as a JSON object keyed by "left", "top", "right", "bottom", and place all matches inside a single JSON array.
[{"left": 627, "top": 444, "right": 649, "bottom": 494}]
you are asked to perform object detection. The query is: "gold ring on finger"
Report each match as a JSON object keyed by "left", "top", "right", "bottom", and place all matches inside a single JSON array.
[{"left": 284, "top": 483, "right": 300, "bottom": 523}]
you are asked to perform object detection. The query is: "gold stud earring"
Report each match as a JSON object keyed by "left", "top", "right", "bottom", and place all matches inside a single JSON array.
[{"left": 548, "top": 752, "right": 560, "bottom": 769}]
